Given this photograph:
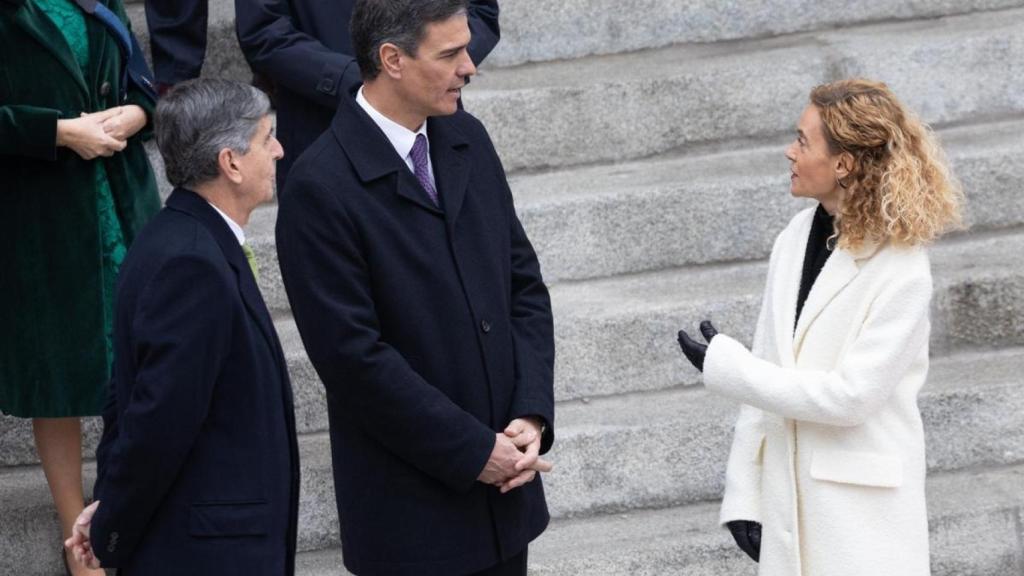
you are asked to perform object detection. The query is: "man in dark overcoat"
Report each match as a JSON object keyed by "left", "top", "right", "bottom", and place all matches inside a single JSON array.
[
  {"left": 234, "top": 0, "right": 499, "bottom": 191},
  {"left": 65, "top": 79, "right": 300, "bottom": 576},
  {"left": 275, "top": 1, "right": 554, "bottom": 575}
]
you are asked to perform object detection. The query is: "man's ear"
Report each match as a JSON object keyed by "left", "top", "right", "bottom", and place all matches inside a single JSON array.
[
  {"left": 218, "top": 148, "right": 243, "bottom": 185},
  {"left": 379, "top": 43, "right": 404, "bottom": 80}
]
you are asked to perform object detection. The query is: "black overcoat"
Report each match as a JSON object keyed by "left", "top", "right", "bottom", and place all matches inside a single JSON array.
[
  {"left": 276, "top": 92, "right": 555, "bottom": 576},
  {"left": 90, "top": 190, "right": 300, "bottom": 576},
  {"left": 234, "top": 0, "right": 500, "bottom": 191}
]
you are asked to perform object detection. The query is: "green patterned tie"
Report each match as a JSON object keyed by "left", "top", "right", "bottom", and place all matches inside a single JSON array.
[{"left": 241, "top": 243, "right": 260, "bottom": 281}]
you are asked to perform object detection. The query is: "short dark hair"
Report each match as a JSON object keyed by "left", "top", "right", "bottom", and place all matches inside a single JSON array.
[{"left": 350, "top": 0, "right": 468, "bottom": 81}]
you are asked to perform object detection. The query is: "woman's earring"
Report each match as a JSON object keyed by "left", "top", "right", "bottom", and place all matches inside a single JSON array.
[{"left": 835, "top": 174, "right": 849, "bottom": 189}]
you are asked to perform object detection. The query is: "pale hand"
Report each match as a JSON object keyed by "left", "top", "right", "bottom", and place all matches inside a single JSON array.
[
  {"left": 64, "top": 500, "right": 102, "bottom": 569},
  {"left": 56, "top": 109, "right": 126, "bottom": 160},
  {"left": 499, "top": 417, "right": 553, "bottom": 493},
  {"left": 100, "top": 105, "right": 147, "bottom": 141},
  {"left": 478, "top": 433, "right": 524, "bottom": 486}
]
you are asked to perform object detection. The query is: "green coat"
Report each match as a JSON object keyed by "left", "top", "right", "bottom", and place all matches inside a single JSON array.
[{"left": 0, "top": 0, "right": 160, "bottom": 417}]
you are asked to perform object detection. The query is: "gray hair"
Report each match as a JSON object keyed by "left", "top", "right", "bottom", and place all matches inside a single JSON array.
[
  {"left": 350, "top": 0, "right": 468, "bottom": 81},
  {"left": 154, "top": 79, "right": 271, "bottom": 189}
]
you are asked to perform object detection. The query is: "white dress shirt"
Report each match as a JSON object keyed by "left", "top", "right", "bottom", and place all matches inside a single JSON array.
[
  {"left": 356, "top": 87, "right": 436, "bottom": 190},
  {"left": 207, "top": 201, "right": 246, "bottom": 245}
]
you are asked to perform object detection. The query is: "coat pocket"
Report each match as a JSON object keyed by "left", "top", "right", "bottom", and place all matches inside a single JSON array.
[
  {"left": 188, "top": 500, "right": 269, "bottom": 537},
  {"left": 810, "top": 450, "right": 903, "bottom": 488}
]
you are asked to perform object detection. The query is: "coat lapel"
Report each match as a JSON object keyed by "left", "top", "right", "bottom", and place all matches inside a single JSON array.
[
  {"left": 332, "top": 90, "right": 445, "bottom": 217},
  {"left": 165, "top": 189, "right": 282, "bottom": 362},
  {"left": 11, "top": 0, "right": 89, "bottom": 98},
  {"left": 427, "top": 116, "right": 471, "bottom": 226},
  {"left": 792, "top": 238, "right": 881, "bottom": 356}
]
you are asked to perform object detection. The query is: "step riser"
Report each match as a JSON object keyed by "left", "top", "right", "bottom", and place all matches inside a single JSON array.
[
  {"left": 490, "top": 0, "right": 1024, "bottom": 67},
  {"left": 466, "top": 13, "right": 1024, "bottom": 172}
]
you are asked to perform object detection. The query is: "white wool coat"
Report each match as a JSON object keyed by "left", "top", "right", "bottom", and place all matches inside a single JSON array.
[{"left": 704, "top": 207, "right": 932, "bottom": 576}]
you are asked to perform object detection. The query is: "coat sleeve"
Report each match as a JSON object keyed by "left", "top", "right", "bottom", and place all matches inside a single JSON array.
[
  {"left": 704, "top": 253, "right": 932, "bottom": 428},
  {"left": 90, "top": 254, "right": 232, "bottom": 566},
  {"left": 0, "top": 104, "right": 60, "bottom": 160},
  {"left": 718, "top": 250, "right": 774, "bottom": 525},
  {"left": 111, "top": 0, "right": 156, "bottom": 138},
  {"left": 276, "top": 175, "right": 495, "bottom": 493},
  {"left": 234, "top": 0, "right": 361, "bottom": 110},
  {"left": 493, "top": 140, "right": 555, "bottom": 454},
  {"left": 467, "top": 0, "right": 501, "bottom": 65}
]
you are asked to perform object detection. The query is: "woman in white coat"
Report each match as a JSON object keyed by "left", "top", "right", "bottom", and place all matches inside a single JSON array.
[{"left": 677, "top": 79, "right": 963, "bottom": 576}]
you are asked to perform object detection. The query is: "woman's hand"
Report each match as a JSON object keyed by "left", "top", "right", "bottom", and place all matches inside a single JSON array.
[
  {"left": 726, "top": 519, "right": 762, "bottom": 562},
  {"left": 677, "top": 320, "right": 719, "bottom": 372},
  {"left": 100, "top": 105, "right": 147, "bottom": 141},
  {"left": 56, "top": 109, "right": 126, "bottom": 160}
]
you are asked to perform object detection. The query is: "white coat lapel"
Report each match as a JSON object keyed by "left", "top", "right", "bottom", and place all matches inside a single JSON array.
[{"left": 792, "top": 240, "right": 880, "bottom": 354}]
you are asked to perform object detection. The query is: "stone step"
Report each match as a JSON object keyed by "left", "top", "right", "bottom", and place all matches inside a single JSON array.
[
  {"left": 3, "top": 345, "right": 1022, "bottom": 575},
  {"left": 294, "top": 463, "right": 1024, "bottom": 576},
  {"left": 243, "top": 116, "right": 1024, "bottom": 290},
  {"left": 3, "top": 226, "right": 1022, "bottom": 468},
  {"left": 489, "top": 0, "right": 1024, "bottom": 68},
  {"left": 123, "top": 0, "right": 1024, "bottom": 74},
  {"left": 464, "top": 7, "right": 1024, "bottom": 172}
]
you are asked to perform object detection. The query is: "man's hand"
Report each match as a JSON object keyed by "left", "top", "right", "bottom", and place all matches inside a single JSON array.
[
  {"left": 56, "top": 109, "right": 126, "bottom": 160},
  {"left": 64, "top": 500, "right": 102, "bottom": 569},
  {"left": 100, "top": 105, "right": 148, "bottom": 141},
  {"left": 499, "top": 417, "right": 553, "bottom": 493},
  {"left": 477, "top": 433, "right": 524, "bottom": 486}
]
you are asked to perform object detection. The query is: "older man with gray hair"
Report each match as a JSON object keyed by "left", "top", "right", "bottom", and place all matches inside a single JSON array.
[{"left": 64, "top": 78, "right": 298, "bottom": 576}]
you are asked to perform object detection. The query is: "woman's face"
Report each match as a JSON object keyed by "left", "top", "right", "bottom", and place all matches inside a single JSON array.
[{"left": 785, "top": 105, "right": 846, "bottom": 212}]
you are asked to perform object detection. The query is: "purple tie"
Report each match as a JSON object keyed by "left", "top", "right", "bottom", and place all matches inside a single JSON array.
[{"left": 410, "top": 134, "right": 438, "bottom": 205}]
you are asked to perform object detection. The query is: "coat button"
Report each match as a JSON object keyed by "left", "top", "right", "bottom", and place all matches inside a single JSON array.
[
  {"left": 317, "top": 78, "right": 335, "bottom": 93},
  {"left": 480, "top": 320, "right": 491, "bottom": 333},
  {"left": 99, "top": 81, "right": 112, "bottom": 97}
]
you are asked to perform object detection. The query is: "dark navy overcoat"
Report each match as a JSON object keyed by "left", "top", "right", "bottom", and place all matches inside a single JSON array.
[
  {"left": 276, "top": 91, "right": 555, "bottom": 576},
  {"left": 91, "top": 190, "right": 300, "bottom": 576}
]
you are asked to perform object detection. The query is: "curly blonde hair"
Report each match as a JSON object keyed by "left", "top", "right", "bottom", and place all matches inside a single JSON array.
[{"left": 810, "top": 79, "right": 964, "bottom": 249}]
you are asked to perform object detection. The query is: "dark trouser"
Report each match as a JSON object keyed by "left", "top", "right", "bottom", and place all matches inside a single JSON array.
[
  {"left": 145, "top": 0, "right": 208, "bottom": 85},
  {"left": 469, "top": 549, "right": 527, "bottom": 576}
]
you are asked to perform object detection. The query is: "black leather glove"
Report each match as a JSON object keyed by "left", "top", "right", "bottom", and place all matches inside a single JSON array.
[
  {"left": 677, "top": 320, "right": 720, "bottom": 372},
  {"left": 726, "top": 520, "right": 762, "bottom": 563}
]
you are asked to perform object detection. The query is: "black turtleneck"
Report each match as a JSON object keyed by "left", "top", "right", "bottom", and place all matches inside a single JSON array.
[{"left": 795, "top": 204, "right": 835, "bottom": 328}]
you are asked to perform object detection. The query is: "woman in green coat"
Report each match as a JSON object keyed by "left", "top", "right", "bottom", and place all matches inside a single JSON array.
[{"left": 0, "top": 0, "right": 160, "bottom": 573}]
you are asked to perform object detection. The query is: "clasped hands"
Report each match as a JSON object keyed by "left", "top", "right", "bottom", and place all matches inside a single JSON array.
[
  {"left": 478, "top": 417, "right": 553, "bottom": 493},
  {"left": 56, "top": 105, "right": 147, "bottom": 160},
  {"left": 64, "top": 500, "right": 102, "bottom": 569}
]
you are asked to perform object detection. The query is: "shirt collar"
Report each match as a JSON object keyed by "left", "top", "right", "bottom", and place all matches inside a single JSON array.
[
  {"left": 206, "top": 201, "right": 246, "bottom": 245},
  {"left": 356, "top": 86, "right": 428, "bottom": 162}
]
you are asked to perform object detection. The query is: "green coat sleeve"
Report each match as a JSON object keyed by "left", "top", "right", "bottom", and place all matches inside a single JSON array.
[
  {"left": 0, "top": 104, "right": 61, "bottom": 161},
  {"left": 110, "top": 0, "right": 156, "bottom": 140}
]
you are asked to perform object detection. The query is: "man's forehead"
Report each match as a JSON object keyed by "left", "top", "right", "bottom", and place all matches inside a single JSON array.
[{"left": 421, "top": 13, "right": 471, "bottom": 48}]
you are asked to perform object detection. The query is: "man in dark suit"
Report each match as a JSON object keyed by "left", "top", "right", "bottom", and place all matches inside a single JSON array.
[
  {"left": 275, "top": 1, "right": 553, "bottom": 575},
  {"left": 234, "top": 0, "right": 499, "bottom": 192},
  {"left": 64, "top": 79, "right": 299, "bottom": 576}
]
